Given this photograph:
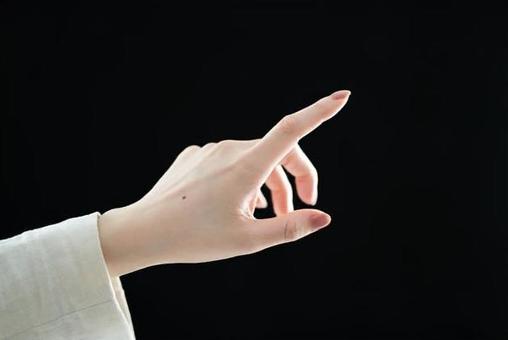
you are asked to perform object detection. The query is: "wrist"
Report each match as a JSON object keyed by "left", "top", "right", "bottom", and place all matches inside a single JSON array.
[{"left": 98, "top": 203, "right": 152, "bottom": 276}]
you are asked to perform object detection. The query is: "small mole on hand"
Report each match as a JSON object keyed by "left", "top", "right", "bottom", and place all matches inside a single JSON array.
[{"left": 182, "top": 196, "right": 186, "bottom": 200}]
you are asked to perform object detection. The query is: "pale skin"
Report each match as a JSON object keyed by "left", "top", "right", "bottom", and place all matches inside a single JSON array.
[{"left": 98, "top": 90, "right": 351, "bottom": 277}]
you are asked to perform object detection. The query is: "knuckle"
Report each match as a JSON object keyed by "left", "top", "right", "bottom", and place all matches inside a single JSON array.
[
  {"left": 182, "top": 144, "right": 200, "bottom": 153},
  {"left": 283, "top": 218, "right": 302, "bottom": 242},
  {"left": 313, "top": 99, "right": 327, "bottom": 112},
  {"left": 203, "top": 142, "right": 216, "bottom": 148},
  {"left": 278, "top": 114, "right": 299, "bottom": 136},
  {"left": 308, "top": 166, "right": 318, "bottom": 180},
  {"left": 201, "top": 142, "right": 217, "bottom": 153},
  {"left": 217, "top": 139, "right": 234, "bottom": 148},
  {"left": 211, "top": 140, "right": 235, "bottom": 155},
  {"left": 313, "top": 99, "right": 332, "bottom": 115}
]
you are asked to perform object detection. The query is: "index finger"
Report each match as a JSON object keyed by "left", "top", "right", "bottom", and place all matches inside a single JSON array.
[{"left": 239, "top": 90, "right": 351, "bottom": 183}]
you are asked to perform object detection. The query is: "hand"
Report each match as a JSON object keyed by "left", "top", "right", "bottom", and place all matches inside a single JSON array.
[{"left": 98, "top": 90, "right": 351, "bottom": 276}]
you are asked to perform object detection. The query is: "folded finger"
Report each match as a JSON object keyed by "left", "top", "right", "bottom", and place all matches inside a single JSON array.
[{"left": 265, "top": 165, "right": 294, "bottom": 216}]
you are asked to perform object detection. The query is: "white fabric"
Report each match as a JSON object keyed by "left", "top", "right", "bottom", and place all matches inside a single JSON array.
[{"left": 0, "top": 212, "right": 136, "bottom": 339}]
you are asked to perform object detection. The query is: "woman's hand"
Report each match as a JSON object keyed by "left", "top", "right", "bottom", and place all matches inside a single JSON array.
[{"left": 98, "top": 90, "right": 351, "bottom": 276}]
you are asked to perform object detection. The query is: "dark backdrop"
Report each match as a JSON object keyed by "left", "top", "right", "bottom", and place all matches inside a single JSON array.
[{"left": 2, "top": 2, "right": 507, "bottom": 339}]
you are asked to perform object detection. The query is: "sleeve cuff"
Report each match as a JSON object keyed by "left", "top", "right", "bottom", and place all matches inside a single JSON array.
[{"left": 0, "top": 212, "right": 136, "bottom": 339}]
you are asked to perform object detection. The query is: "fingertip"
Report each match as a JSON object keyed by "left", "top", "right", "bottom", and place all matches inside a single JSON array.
[
  {"left": 255, "top": 188, "right": 269, "bottom": 209},
  {"left": 309, "top": 212, "right": 331, "bottom": 230},
  {"left": 302, "top": 191, "right": 316, "bottom": 206},
  {"left": 330, "top": 90, "right": 351, "bottom": 100},
  {"left": 303, "top": 185, "right": 317, "bottom": 206},
  {"left": 256, "top": 201, "right": 268, "bottom": 209},
  {"left": 310, "top": 196, "right": 317, "bottom": 206}
]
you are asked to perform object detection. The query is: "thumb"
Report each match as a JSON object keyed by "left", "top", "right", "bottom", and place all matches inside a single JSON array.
[{"left": 248, "top": 209, "right": 332, "bottom": 250}]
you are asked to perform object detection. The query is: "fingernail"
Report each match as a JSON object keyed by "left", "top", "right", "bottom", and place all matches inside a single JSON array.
[
  {"left": 310, "top": 213, "right": 331, "bottom": 230},
  {"left": 330, "top": 90, "right": 351, "bottom": 100}
]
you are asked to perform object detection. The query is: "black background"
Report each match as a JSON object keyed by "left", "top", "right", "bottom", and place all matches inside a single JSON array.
[{"left": 2, "top": 2, "right": 508, "bottom": 339}]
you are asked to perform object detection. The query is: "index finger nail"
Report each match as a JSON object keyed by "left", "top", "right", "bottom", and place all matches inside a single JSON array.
[{"left": 330, "top": 90, "right": 351, "bottom": 100}]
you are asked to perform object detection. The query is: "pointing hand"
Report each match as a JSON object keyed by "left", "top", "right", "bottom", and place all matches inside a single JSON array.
[{"left": 98, "top": 90, "right": 351, "bottom": 276}]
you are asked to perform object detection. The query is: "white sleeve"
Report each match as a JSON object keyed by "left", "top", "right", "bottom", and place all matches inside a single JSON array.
[{"left": 0, "top": 212, "right": 136, "bottom": 340}]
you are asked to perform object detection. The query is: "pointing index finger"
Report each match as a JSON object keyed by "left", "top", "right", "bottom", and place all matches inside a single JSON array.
[{"left": 239, "top": 90, "right": 351, "bottom": 183}]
